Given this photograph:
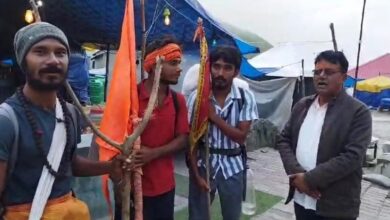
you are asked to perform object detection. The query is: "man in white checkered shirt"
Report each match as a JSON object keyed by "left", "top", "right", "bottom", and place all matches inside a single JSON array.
[{"left": 187, "top": 45, "right": 258, "bottom": 220}]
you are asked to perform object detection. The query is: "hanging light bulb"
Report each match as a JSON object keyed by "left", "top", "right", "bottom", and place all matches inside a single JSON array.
[
  {"left": 37, "top": 0, "right": 43, "bottom": 7},
  {"left": 163, "top": 8, "right": 171, "bottom": 26},
  {"left": 25, "top": 10, "right": 34, "bottom": 23},
  {"left": 212, "top": 39, "right": 217, "bottom": 46}
]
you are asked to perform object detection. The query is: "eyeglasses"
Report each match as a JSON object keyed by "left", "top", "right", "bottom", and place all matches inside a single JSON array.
[{"left": 312, "top": 69, "right": 341, "bottom": 76}]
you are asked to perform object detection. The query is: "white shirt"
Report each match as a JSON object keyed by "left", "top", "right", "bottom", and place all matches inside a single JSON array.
[{"left": 294, "top": 97, "right": 328, "bottom": 210}]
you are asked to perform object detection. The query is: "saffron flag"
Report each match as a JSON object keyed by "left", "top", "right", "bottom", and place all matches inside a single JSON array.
[
  {"left": 189, "top": 22, "right": 211, "bottom": 154},
  {"left": 95, "top": 0, "right": 138, "bottom": 214}
]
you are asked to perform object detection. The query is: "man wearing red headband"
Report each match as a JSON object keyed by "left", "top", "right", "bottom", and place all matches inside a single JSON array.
[{"left": 116, "top": 36, "right": 189, "bottom": 220}]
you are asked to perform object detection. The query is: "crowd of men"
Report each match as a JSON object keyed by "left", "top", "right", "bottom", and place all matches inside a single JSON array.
[{"left": 0, "top": 22, "right": 371, "bottom": 220}]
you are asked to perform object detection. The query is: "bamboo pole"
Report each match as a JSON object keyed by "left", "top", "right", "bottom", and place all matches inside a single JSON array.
[
  {"left": 204, "top": 127, "right": 211, "bottom": 220},
  {"left": 329, "top": 23, "right": 338, "bottom": 51},
  {"left": 353, "top": 0, "right": 368, "bottom": 97}
]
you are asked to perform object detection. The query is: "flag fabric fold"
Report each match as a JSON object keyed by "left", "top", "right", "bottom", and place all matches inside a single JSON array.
[{"left": 95, "top": 0, "right": 138, "bottom": 215}]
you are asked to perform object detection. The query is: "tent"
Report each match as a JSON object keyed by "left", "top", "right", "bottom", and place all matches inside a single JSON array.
[
  {"left": 248, "top": 42, "right": 334, "bottom": 78},
  {"left": 0, "top": 0, "right": 262, "bottom": 76},
  {"left": 356, "top": 76, "right": 390, "bottom": 108},
  {"left": 347, "top": 53, "right": 390, "bottom": 79}
]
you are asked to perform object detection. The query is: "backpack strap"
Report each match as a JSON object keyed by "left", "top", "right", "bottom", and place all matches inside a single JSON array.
[
  {"left": 170, "top": 89, "right": 179, "bottom": 136},
  {"left": 238, "top": 87, "right": 246, "bottom": 112},
  {"left": 65, "top": 103, "right": 79, "bottom": 145},
  {"left": 0, "top": 103, "right": 19, "bottom": 179}
]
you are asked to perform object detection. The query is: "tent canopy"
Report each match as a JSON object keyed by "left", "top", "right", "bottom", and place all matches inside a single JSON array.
[
  {"left": 1, "top": 0, "right": 263, "bottom": 76},
  {"left": 347, "top": 53, "right": 390, "bottom": 79},
  {"left": 41, "top": 0, "right": 259, "bottom": 54},
  {"left": 355, "top": 76, "right": 390, "bottom": 108},
  {"left": 356, "top": 76, "right": 390, "bottom": 93},
  {"left": 249, "top": 42, "right": 334, "bottom": 78}
]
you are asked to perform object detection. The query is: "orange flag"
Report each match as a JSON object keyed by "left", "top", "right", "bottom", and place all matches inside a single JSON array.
[
  {"left": 189, "top": 22, "right": 211, "bottom": 154},
  {"left": 95, "top": 0, "right": 138, "bottom": 213}
]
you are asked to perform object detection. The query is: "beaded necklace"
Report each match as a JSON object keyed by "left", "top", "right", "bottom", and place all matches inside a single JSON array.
[{"left": 16, "top": 87, "right": 72, "bottom": 178}]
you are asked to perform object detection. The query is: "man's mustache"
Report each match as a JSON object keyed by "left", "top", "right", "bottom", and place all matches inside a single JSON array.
[
  {"left": 39, "top": 66, "right": 63, "bottom": 74},
  {"left": 213, "top": 76, "right": 226, "bottom": 82}
]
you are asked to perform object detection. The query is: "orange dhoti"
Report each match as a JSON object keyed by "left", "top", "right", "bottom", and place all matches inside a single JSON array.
[{"left": 4, "top": 193, "right": 90, "bottom": 220}]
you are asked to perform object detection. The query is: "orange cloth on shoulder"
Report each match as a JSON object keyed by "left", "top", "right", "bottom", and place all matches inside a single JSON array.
[{"left": 143, "top": 43, "right": 182, "bottom": 73}]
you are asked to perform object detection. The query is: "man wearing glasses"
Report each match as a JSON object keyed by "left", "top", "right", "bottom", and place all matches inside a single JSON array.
[{"left": 278, "top": 50, "right": 371, "bottom": 220}]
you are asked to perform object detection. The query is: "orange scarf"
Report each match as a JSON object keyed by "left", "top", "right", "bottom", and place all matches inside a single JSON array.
[{"left": 143, "top": 43, "right": 182, "bottom": 73}]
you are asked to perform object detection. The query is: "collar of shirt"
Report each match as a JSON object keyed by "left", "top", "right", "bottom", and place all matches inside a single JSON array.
[
  {"left": 138, "top": 81, "right": 173, "bottom": 105},
  {"left": 211, "top": 83, "right": 243, "bottom": 111},
  {"left": 313, "top": 96, "right": 328, "bottom": 110}
]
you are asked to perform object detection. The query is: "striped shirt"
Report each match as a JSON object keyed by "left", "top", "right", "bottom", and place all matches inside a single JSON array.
[{"left": 187, "top": 84, "right": 259, "bottom": 179}]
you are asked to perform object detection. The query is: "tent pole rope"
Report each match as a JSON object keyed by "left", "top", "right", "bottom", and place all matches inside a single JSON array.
[{"left": 353, "top": 0, "right": 368, "bottom": 97}]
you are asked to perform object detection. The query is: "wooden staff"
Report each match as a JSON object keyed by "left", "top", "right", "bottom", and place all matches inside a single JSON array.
[
  {"left": 121, "top": 57, "right": 163, "bottom": 220},
  {"left": 353, "top": 0, "right": 368, "bottom": 97},
  {"left": 28, "top": 1, "right": 163, "bottom": 219},
  {"left": 329, "top": 23, "right": 338, "bottom": 51}
]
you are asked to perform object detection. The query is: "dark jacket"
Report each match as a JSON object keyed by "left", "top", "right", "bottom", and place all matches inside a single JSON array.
[{"left": 278, "top": 90, "right": 372, "bottom": 218}]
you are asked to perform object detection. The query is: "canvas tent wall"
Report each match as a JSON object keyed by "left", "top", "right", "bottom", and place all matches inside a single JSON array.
[
  {"left": 347, "top": 53, "right": 390, "bottom": 79},
  {"left": 356, "top": 76, "right": 390, "bottom": 108},
  {"left": 249, "top": 42, "right": 334, "bottom": 78}
]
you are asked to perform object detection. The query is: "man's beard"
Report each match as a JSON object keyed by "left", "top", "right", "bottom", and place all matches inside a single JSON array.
[
  {"left": 212, "top": 77, "right": 229, "bottom": 90},
  {"left": 26, "top": 66, "right": 67, "bottom": 92},
  {"left": 160, "top": 78, "right": 178, "bottom": 85}
]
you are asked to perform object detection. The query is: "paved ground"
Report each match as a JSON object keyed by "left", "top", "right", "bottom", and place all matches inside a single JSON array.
[
  {"left": 252, "top": 110, "right": 390, "bottom": 220},
  {"left": 173, "top": 110, "right": 390, "bottom": 219},
  {"left": 249, "top": 148, "right": 390, "bottom": 220}
]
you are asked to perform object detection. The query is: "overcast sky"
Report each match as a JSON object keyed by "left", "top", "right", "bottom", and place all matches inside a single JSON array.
[{"left": 199, "top": 0, "right": 390, "bottom": 68}]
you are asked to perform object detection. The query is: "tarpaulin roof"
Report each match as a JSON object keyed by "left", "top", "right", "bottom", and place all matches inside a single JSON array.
[
  {"left": 41, "top": 0, "right": 259, "bottom": 54},
  {"left": 356, "top": 76, "right": 390, "bottom": 93},
  {"left": 1, "top": 0, "right": 263, "bottom": 77},
  {"left": 355, "top": 76, "right": 390, "bottom": 108},
  {"left": 249, "top": 42, "right": 334, "bottom": 78},
  {"left": 347, "top": 53, "right": 390, "bottom": 79}
]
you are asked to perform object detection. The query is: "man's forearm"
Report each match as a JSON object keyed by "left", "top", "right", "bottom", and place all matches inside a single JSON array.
[
  {"left": 154, "top": 134, "right": 188, "bottom": 158},
  {"left": 72, "top": 155, "right": 112, "bottom": 177},
  {"left": 210, "top": 116, "right": 246, "bottom": 145}
]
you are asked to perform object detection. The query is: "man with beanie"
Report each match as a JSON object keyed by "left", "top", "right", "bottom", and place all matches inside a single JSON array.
[{"left": 0, "top": 22, "right": 128, "bottom": 220}]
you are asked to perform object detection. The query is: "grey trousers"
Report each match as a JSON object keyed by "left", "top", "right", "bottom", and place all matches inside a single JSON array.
[{"left": 188, "top": 167, "right": 243, "bottom": 220}]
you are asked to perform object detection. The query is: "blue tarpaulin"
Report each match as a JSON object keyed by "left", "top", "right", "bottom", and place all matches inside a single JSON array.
[
  {"left": 42, "top": 0, "right": 259, "bottom": 53},
  {"left": 42, "top": 0, "right": 262, "bottom": 77}
]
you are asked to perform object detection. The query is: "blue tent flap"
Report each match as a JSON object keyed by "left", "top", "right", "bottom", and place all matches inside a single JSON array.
[
  {"left": 42, "top": 0, "right": 259, "bottom": 55},
  {"left": 241, "top": 58, "right": 267, "bottom": 79},
  {"left": 356, "top": 89, "right": 390, "bottom": 108}
]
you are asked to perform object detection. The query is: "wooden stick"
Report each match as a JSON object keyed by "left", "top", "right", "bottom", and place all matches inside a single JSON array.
[
  {"left": 353, "top": 0, "right": 368, "bottom": 97},
  {"left": 29, "top": 0, "right": 41, "bottom": 22},
  {"left": 204, "top": 127, "right": 211, "bottom": 220},
  {"left": 329, "top": 23, "right": 338, "bottom": 51},
  {"left": 63, "top": 81, "right": 122, "bottom": 149},
  {"left": 121, "top": 57, "right": 163, "bottom": 220}
]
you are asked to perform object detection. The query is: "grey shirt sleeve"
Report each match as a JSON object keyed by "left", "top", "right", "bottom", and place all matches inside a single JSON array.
[{"left": 0, "top": 115, "right": 16, "bottom": 161}]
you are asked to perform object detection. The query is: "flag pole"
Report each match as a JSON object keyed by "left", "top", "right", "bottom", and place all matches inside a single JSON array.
[
  {"left": 353, "top": 0, "right": 368, "bottom": 97},
  {"left": 140, "top": 0, "right": 146, "bottom": 80},
  {"left": 204, "top": 126, "right": 211, "bottom": 219}
]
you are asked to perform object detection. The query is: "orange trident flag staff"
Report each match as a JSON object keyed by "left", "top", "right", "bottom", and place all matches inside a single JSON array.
[
  {"left": 95, "top": 0, "right": 138, "bottom": 213},
  {"left": 190, "top": 18, "right": 212, "bottom": 154}
]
